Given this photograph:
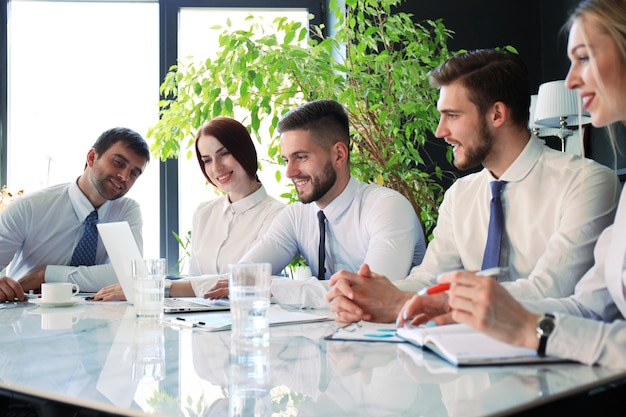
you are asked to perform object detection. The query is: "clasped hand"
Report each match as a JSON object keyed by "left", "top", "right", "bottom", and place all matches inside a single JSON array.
[{"left": 326, "top": 263, "right": 451, "bottom": 324}]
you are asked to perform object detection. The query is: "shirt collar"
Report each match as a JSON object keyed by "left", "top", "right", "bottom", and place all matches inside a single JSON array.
[
  {"left": 488, "top": 135, "right": 542, "bottom": 183},
  {"left": 68, "top": 179, "right": 107, "bottom": 221},
  {"left": 221, "top": 184, "right": 268, "bottom": 215},
  {"left": 315, "top": 176, "right": 357, "bottom": 222}
]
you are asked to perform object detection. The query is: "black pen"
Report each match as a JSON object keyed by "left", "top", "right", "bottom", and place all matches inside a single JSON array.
[{"left": 173, "top": 317, "right": 206, "bottom": 328}]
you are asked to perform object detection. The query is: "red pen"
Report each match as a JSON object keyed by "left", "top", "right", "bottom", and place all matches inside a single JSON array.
[
  {"left": 417, "top": 267, "right": 509, "bottom": 296},
  {"left": 417, "top": 283, "right": 450, "bottom": 296}
]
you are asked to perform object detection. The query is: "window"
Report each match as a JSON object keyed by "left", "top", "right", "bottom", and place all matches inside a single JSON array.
[{"left": 7, "top": 0, "right": 161, "bottom": 257}]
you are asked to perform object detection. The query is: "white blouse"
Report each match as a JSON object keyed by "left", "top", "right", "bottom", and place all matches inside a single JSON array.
[
  {"left": 523, "top": 188, "right": 626, "bottom": 368},
  {"left": 187, "top": 185, "right": 284, "bottom": 276}
]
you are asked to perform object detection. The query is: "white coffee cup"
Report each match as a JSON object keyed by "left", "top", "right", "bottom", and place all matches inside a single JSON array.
[{"left": 41, "top": 282, "right": 80, "bottom": 303}]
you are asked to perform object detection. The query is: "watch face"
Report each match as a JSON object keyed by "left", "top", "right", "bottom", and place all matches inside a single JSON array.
[{"left": 538, "top": 316, "right": 555, "bottom": 336}]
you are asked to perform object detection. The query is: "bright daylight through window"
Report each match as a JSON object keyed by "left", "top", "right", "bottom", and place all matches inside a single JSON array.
[{"left": 8, "top": 0, "right": 161, "bottom": 257}]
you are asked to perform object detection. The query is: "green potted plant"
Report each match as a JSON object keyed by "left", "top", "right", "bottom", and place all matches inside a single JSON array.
[{"left": 148, "top": 0, "right": 454, "bottom": 234}]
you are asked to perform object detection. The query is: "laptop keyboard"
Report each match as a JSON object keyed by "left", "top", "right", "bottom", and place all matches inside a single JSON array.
[{"left": 164, "top": 298, "right": 230, "bottom": 309}]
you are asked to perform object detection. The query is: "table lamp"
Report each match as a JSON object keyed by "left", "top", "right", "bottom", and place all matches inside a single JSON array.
[
  {"left": 529, "top": 94, "right": 560, "bottom": 139},
  {"left": 534, "top": 80, "right": 591, "bottom": 152}
]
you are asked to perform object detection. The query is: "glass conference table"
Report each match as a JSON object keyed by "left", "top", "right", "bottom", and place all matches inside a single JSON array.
[{"left": 1, "top": 299, "right": 625, "bottom": 417}]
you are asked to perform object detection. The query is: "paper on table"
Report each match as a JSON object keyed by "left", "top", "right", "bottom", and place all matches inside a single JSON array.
[
  {"left": 324, "top": 321, "right": 405, "bottom": 343},
  {"left": 397, "top": 324, "right": 570, "bottom": 366},
  {"left": 397, "top": 323, "right": 475, "bottom": 345},
  {"left": 167, "top": 305, "right": 332, "bottom": 332}
]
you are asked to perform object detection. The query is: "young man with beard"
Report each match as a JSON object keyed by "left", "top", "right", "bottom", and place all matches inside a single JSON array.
[
  {"left": 168, "top": 99, "right": 426, "bottom": 301},
  {"left": 0, "top": 127, "right": 150, "bottom": 301},
  {"left": 326, "top": 49, "right": 620, "bottom": 323}
]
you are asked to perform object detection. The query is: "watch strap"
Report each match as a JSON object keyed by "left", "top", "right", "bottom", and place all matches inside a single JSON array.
[{"left": 537, "top": 313, "right": 556, "bottom": 357}]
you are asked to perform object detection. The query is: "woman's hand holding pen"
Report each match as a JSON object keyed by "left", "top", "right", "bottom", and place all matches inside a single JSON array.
[
  {"left": 409, "top": 270, "right": 540, "bottom": 350},
  {"left": 397, "top": 267, "right": 510, "bottom": 328},
  {"left": 396, "top": 291, "right": 452, "bottom": 327}
]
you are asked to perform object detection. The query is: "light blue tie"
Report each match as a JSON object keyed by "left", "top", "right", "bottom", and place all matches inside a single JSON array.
[
  {"left": 70, "top": 210, "right": 99, "bottom": 266},
  {"left": 481, "top": 181, "right": 507, "bottom": 270}
]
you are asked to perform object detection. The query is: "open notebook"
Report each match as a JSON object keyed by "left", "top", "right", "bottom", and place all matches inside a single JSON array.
[
  {"left": 97, "top": 221, "right": 230, "bottom": 313},
  {"left": 397, "top": 324, "right": 569, "bottom": 366}
]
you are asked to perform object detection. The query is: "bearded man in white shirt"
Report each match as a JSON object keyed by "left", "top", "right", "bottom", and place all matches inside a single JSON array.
[
  {"left": 0, "top": 127, "right": 150, "bottom": 301},
  {"left": 327, "top": 49, "right": 620, "bottom": 323},
  {"left": 167, "top": 99, "right": 427, "bottom": 302}
]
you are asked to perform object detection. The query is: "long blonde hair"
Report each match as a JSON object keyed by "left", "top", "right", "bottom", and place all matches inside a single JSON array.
[{"left": 568, "top": 0, "right": 626, "bottom": 67}]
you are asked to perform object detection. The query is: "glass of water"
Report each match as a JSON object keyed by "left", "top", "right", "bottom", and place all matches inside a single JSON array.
[
  {"left": 228, "top": 263, "right": 271, "bottom": 350},
  {"left": 132, "top": 258, "right": 166, "bottom": 320}
]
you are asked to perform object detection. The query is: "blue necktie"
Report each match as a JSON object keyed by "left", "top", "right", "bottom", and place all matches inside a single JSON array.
[
  {"left": 481, "top": 181, "right": 507, "bottom": 270},
  {"left": 317, "top": 210, "right": 326, "bottom": 280},
  {"left": 70, "top": 210, "right": 99, "bottom": 266}
]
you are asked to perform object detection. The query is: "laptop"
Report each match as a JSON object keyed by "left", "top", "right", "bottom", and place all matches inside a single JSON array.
[{"left": 97, "top": 221, "right": 230, "bottom": 313}]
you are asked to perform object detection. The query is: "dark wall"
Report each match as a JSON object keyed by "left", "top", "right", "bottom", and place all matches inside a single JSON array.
[
  {"left": 539, "top": 0, "right": 581, "bottom": 83},
  {"left": 397, "top": 0, "right": 543, "bottom": 90}
]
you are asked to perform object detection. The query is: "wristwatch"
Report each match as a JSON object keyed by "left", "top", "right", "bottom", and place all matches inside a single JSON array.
[
  {"left": 164, "top": 279, "right": 173, "bottom": 298},
  {"left": 536, "top": 313, "right": 556, "bottom": 357}
]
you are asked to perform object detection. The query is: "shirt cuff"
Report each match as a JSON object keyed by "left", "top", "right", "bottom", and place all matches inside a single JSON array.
[{"left": 270, "top": 277, "right": 330, "bottom": 309}]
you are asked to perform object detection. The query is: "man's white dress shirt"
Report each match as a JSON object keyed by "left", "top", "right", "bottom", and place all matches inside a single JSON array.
[
  {"left": 0, "top": 181, "right": 143, "bottom": 291},
  {"left": 188, "top": 185, "right": 284, "bottom": 275},
  {"left": 241, "top": 176, "right": 425, "bottom": 280},
  {"left": 397, "top": 137, "right": 620, "bottom": 300},
  {"left": 189, "top": 177, "right": 426, "bottom": 301}
]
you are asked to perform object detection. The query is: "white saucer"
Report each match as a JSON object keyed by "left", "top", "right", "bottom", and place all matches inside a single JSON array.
[{"left": 29, "top": 298, "right": 81, "bottom": 308}]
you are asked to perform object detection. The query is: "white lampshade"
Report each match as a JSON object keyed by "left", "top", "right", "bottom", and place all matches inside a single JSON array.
[
  {"left": 534, "top": 80, "right": 591, "bottom": 128},
  {"left": 529, "top": 94, "right": 561, "bottom": 138}
]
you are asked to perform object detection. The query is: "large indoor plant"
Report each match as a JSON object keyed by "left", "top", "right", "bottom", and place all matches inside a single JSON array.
[{"left": 148, "top": 0, "right": 454, "bottom": 234}]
